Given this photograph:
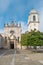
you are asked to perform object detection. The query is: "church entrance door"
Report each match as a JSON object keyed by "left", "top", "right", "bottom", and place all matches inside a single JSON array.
[{"left": 10, "top": 41, "right": 14, "bottom": 49}]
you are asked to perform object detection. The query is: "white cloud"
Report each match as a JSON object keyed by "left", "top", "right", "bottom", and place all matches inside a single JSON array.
[{"left": 18, "top": 21, "right": 27, "bottom": 33}]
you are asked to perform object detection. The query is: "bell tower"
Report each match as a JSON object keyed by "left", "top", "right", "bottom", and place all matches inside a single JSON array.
[{"left": 28, "top": 9, "right": 39, "bottom": 32}]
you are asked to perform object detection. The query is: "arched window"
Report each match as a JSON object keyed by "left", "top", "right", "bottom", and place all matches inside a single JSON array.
[
  {"left": 5, "top": 37, "right": 7, "bottom": 43},
  {"left": 34, "top": 28, "right": 36, "bottom": 31},
  {"left": 33, "top": 16, "right": 36, "bottom": 21},
  {"left": 18, "top": 37, "right": 19, "bottom": 43},
  {"left": 10, "top": 30, "right": 14, "bottom": 34}
]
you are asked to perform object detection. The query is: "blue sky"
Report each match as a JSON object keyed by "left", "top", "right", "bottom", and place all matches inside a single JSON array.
[{"left": 0, "top": 0, "right": 43, "bottom": 33}]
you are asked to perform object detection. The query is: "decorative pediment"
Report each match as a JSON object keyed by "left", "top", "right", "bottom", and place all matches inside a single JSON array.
[
  {"left": 9, "top": 34, "right": 16, "bottom": 40},
  {"left": 10, "top": 21, "right": 14, "bottom": 27}
]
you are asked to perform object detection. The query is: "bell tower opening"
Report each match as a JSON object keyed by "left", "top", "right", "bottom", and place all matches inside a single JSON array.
[{"left": 33, "top": 15, "right": 36, "bottom": 21}]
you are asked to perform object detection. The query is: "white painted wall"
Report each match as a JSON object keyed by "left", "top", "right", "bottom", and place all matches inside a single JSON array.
[
  {"left": 28, "top": 9, "right": 39, "bottom": 32},
  {"left": 28, "top": 14, "right": 39, "bottom": 22},
  {"left": 28, "top": 23, "right": 39, "bottom": 32},
  {"left": 4, "top": 26, "right": 21, "bottom": 42}
]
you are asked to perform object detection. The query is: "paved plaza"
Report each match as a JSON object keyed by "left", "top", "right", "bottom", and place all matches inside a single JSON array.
[{"left": 0, "top": 49, "right": 43, "bottom": 65}]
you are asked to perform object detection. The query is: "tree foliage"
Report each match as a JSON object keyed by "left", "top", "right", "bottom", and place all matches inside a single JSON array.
[{"left": 21, "top": 31, "right": 43, "bottom": 46}]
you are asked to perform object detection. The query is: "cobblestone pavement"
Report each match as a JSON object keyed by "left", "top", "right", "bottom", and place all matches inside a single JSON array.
[
  {"left": 15, "top": 54, "right": 43, "bottom": 65},
  {"left": 0, "top": 49, "right": 43, "bottom": 65},
  {"left": 0, "top": 49, "right": 15, "bottom": 65},
  {"left": 15, "top": 50, "right": 43, "bottom": 65},
  {"left": 0, "top": 49, "right": 8, "bottom": 55}
]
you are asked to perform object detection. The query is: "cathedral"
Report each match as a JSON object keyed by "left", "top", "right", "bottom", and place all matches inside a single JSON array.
[
  {"left": 0, "top": 9, "right": 40, "bottom": 49},
  {"left": 0, "top": 21, "right": 22, "bottom": 49}
]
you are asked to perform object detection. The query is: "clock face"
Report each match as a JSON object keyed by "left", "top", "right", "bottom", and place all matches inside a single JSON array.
[{"left": 10, "top": 30, "right": 14, "bottom": 34}]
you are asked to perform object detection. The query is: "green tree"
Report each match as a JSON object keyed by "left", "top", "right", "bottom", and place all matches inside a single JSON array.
[{"left": 21, "top": 31, "right": 43, "bottom": 49}]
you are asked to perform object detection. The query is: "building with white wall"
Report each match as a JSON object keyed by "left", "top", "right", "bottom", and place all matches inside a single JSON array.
[
  {"left": 28, "top": 9, "right": 40, "bottom": 32},
  {"left": 0, "top": 21, "right": 22, "bottom": 49}
]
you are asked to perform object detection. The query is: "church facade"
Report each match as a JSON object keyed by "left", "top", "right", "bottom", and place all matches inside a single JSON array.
[
  {"left": 0, "top": 21, "right": 22, "bottom": 49},
  {"left": 0, "top": 9, "right": 40, "bottom": 49}
]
